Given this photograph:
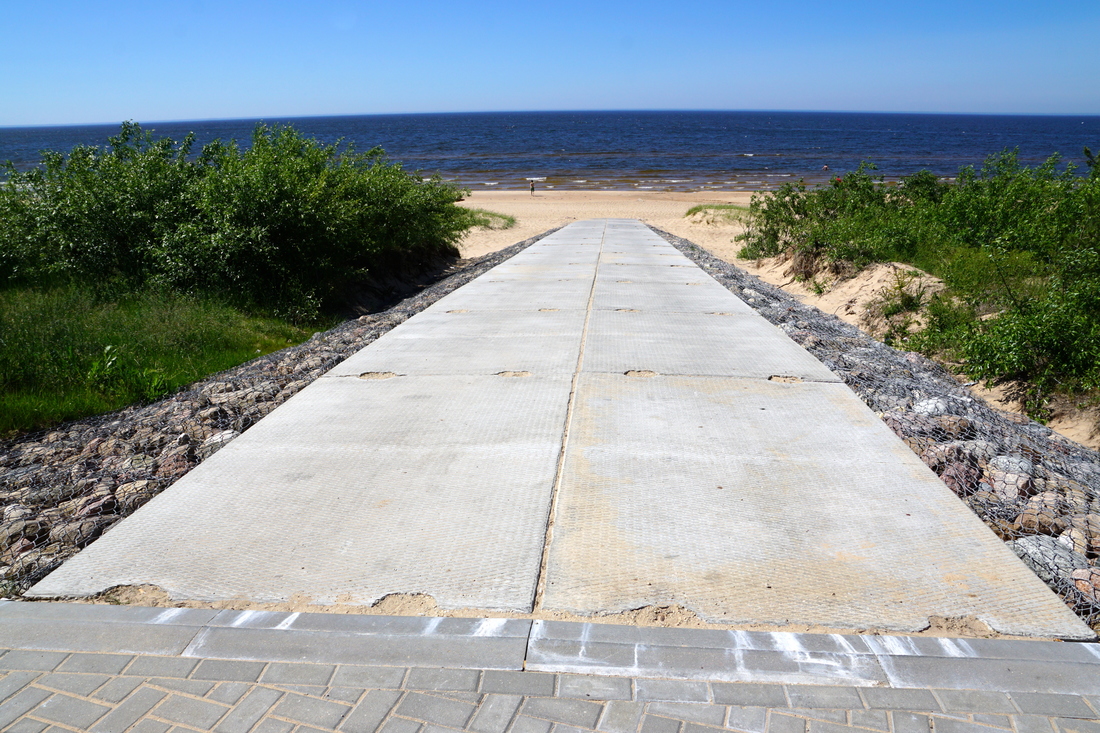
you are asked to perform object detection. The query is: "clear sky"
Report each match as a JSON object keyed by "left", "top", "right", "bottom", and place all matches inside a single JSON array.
[{"left": 2, "top": 0, "right": 1098, "bottom": 127}]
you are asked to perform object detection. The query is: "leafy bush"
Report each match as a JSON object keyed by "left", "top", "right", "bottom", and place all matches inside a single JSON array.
[
  {"left": 737, "top": 149, "right": 1100, "bottom": 416},
  {"left": 0, "top": 122, "right": 471, "bottom": 319}
]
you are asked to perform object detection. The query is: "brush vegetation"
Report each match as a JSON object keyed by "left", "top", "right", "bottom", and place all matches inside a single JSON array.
[
  {"left": 737, "top": 150, "right": 1100, "bottom": 417},
  {"left": 0, "top": 122, "right": 478, "bottom": 436}
]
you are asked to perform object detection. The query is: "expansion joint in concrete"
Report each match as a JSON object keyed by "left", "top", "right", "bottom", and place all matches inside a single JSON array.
[{"left": 531, "top": 220, "right": 606, "bottom": 616}]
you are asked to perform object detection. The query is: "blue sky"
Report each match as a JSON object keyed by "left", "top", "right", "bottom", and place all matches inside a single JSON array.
[{"left": 2, "top": 0, "right": 1097, "bottom": 126}]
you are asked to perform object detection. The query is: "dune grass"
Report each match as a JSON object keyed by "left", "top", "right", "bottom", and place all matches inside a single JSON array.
[
  {"left": 463, "top": 208, "right": 517, "bottom": 230},
  {"left": 684, "top": 203, "right": 749, "bottom": 225}
]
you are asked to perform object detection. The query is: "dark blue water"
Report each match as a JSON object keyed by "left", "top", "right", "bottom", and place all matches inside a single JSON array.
[{"left": 2, "top": 111, "right": 1097, "bottom": 191}]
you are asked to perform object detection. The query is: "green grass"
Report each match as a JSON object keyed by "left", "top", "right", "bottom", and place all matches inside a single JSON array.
[
  {"left": 0, "top": 286, "right": 320, "bottom": 437},
  {"left": 462, "top": 208, "right": 517, "bottom": 230}
]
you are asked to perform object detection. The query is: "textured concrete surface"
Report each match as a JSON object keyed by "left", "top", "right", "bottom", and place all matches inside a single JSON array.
[
  {"left": 1, "top": 602, "right": 1099, "bottom": 732},
  {"left": 29, "top": 219, "right": 1092, "bottom": 639}
]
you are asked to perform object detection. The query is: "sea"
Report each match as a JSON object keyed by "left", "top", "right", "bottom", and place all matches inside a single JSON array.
[{"left": 2, "top": 111, "right": 1098, "bottom": 192}]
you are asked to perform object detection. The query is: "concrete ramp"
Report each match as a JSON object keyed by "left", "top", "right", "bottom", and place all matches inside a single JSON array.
[{"left": 30, "top": 219, "right": 1093, "bottom": 639}]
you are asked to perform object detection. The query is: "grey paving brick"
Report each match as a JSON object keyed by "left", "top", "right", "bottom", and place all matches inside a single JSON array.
[
  {"left": 406, "top": 668, "right": 480, "bottom": 692},
  {"left": 559, "top": 675, "right": 631, "bottom": 701},
  {"left": 684, "top": 723, "right": 726, "bottom": 733},
  {"left": 397, "top": 691, "right": 477, "bottom": 728},
  {"left": 933, "top": 691, "right": 1016, "bottom": 714},
  {"left": 0, "top": 651, "right": 68, "bottom": 672},
  {"left": 326, "top": 687, "right": 366, "bottom": 704},
  {"left": 641, "top": 715, "right": 682, "bottom": 733},
  {"left": 433, "top": 691, "right": 482, "bottom": 704},
  {"left": 131, "top": 720, "right": 172, "bottom": 733},
  {"left": 154, "top": 693, "right": 232, "bottom": 729},
  {"left": 726, "top": 706, "right": 768, "bottom": 733},
  {"left": 36, "top": 672, "right": 111, "bottom": 696},
  {"left": 522, "top": 697, "right": 604, "bottom": 728},
  {"left": 424, "top": 725, "right": 465, "bottom": 733},
  {"left": 214, "top": 686, "right": 284, "bottom": 733},
  {"left": 848, "top": 710, "right": 889, "bottom": 731},
  {"left": 93, "top": 675, "right": 144, "bottom": 703},
  {"left": 91, "top": 686, "right": 167, "bottom": 733},
  {"left": 767, "top": 714, "right": 806, "bottom": 733},
  {"left": 470, "top": 694, "right": 523, "bottom": 733},
  {"left": 786, "top": 687, "right": 864, "bottom": 710},
  {"left": 31, "top": 692, "right": 111, "bottom": 728},
  {"left": 635, "top": 680, "right": 709, "bottom": 703},
  {"left": 124, "top": 655, "right": 199, "bottom": 678},
  {"left": 791, "top": 710, "right": 846, "bottom": 723},
  {"left": 1012, "top": 715, "right": 1056, "bottom": 733},
  {"left": 273, "top": 692, "right": 353, "bottom": 728},
  {"left": 191, "top": 659, "right": 266, "bottom": 682},
  {"left": 712, "top": 685, "right": 787, "bottom": 708},
  {"left": 149, "top": 676, "right": 217, "bottom": 696},
  {"left": 553, "top": 725, "right": 597, "bottom": 733},
  {"left": 57, "top": 653, "right": 133, "bottom": 675},
  {"left": 511, "top": 717, "right": 553, "bottom": 733},
  {"left": 333, "top": 665, "right": 407, "bottom": 690},
  {"left": 5, "top": 718, "right": 49, "bottom": 733},
  {"left": 647, "top": 703, "right": 725, "bottom": 726},
  {"left": 382, "top": 718, "right": 423, "bottom": 733},
  {"left": 482, "top": 671, "right": 556, "bottom": 696},
  {"left": 207, "top": 681, "right": 252, "bottom": 705},
  {"left": 1052, "top": 720, "right": 1100, "bottom": 733},
  {"left": 340, "top": 688, "right": 403, "bottom": 733},
  {"left": 929, "top": 717, "right": 1000, "bottom": 733},
  {"left": 274, "top": 684, "right": 329, "bottom": 696},
  {"left": 858, "top": 688, "right": 940, "bottom": 712},
  {"left": 1010, "top": 694, "right": 1095, "bottom": 718},
  {"left": 971, "top": 715, "right": 1012, "bottom": 729},
  {"left": 253, "top": 719, "right": 295, "bottom": 733},
  {"left": 891, "top": 712, "right": 931, "bottom": 733},
  {"left": 0, "top": 686, "right": 52, "bottom": 727},
  {"left": 262, "top": 662, "right": 337, "bottom": 686},
  {"left": 598, "top": 700, "right": 646, "bottom": 733},
  {"left": 807, "top": 722, "right": 862, "bottom": 733},
  {"left": 0, "top": 671, "right": 42, "bottom": 703}
]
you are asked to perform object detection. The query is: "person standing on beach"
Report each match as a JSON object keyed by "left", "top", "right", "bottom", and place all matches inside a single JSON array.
[{"left": 530, "top": 180, "right": 535, "bottom": 195}]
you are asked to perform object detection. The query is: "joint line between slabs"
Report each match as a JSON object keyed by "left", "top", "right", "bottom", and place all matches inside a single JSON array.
[{"left": 530, "top": 220, "right": 606, "bottom": 620}]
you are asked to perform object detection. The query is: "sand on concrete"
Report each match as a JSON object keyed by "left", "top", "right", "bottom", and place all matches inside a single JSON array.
[{"left": 457, "top": 191, "right": 1099, "bottom": 451}]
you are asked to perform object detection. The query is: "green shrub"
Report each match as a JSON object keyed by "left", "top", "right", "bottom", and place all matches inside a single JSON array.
[
  {"left": 0, "top": 122, "right": 471, "bottom": 319},
  {"left": 736, "top": 150, "right": 1100, "bottom": 416}
]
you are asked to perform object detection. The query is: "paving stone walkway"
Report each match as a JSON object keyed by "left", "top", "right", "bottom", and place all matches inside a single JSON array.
[{"left": 1, "top": 601, "right": 1100, "bottom": 732}]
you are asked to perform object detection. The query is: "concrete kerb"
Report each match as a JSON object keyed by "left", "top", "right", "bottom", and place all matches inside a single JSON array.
[{"left": 2, "top": 601, "right": 1100, "bottom": 695}]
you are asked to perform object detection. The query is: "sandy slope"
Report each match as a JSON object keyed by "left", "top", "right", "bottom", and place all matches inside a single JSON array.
[{"left": 457, "top": 191, "right": 1099, "bottom": 451}]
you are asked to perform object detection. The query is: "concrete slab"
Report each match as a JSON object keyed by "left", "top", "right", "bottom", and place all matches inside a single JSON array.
[
  {"left": 581, "top": 310, "right": 841, "bottom": 380},
  {"left": 591, "top": 281, "right": 757, "bottom": 315},
  {"left": 540, "top": 373, "right": 1092, "bottom": 638},
  {"left": 29, "top": 376, "right": 573, "bottom": 610}
]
